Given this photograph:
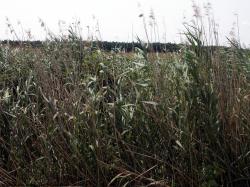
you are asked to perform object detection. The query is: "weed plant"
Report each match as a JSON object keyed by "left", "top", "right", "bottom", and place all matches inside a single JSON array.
[{"left": 0, "top": 5, "right": 250, "bottom": 186}]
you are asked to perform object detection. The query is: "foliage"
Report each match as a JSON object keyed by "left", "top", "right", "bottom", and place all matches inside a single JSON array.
[{"left": 0, "top": 24, "right": 250, "bottom": 186}]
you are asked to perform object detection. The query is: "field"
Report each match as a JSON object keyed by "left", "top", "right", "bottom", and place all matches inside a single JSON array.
[{"left": 1, "top": 19, "right": 250, "bottom": 186}]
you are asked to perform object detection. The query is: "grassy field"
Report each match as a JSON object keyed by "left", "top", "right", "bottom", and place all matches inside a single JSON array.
[{"left": 0, "top": 19, "right": 250, "bottom": 186}]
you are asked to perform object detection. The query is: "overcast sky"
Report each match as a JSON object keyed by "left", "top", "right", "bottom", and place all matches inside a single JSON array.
[{"left": 0, "top": 0, "right": 249, "bottom": 45}]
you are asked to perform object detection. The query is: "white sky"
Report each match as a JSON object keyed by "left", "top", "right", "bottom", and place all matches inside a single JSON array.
[{"left": 0, "top": 0, "right": 249, "bottom": 45}]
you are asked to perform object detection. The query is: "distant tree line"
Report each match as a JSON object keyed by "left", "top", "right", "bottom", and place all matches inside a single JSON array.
[
  {"left": 0, "top": 40, "right": 44, "bottom": 48},
  {"left": 0, "top": 40, "right": 181, "bottom": 53},
  {"left": 96, "top": 41, "right": 180, "bottom": 52}
]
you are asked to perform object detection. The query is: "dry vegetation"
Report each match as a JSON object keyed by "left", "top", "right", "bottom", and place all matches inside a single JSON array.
[{"left": 1, "top": 5, "right": 250, "bottom": 187}]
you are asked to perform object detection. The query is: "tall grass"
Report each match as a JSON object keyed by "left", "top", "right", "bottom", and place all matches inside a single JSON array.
[{"left": 1, "top": 9, "right": 250, "bottom": 186}]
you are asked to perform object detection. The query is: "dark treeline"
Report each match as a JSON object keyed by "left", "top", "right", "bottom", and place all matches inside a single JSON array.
[
  {"left": 0, "top": 40, "right": 181, "bottom": 53},
  {"left": 98, "top": 41, "right": 180, "bottom": 52}
]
